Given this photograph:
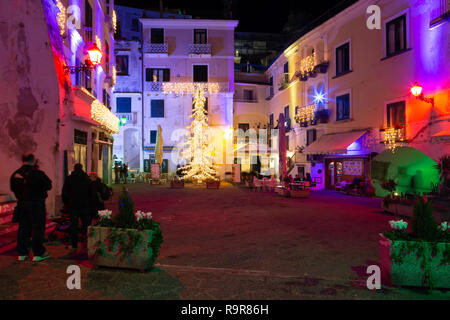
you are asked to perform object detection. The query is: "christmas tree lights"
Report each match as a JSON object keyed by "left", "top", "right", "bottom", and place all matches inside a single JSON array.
[{"left": 181, "top": 88, "right": 218, "bottom": 183}]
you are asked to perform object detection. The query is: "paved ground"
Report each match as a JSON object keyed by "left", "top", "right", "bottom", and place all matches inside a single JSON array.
[{"left": 0, "top": 182, "right": 448, "bottom": 300}]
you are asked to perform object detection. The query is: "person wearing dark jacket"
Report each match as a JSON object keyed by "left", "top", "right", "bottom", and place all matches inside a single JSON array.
[
  {"left": 62, "top": 163, "right": 91, "bottom": 253},
  {"left": 10, "top": 153, "right": 52, "bottom": 262},
  {"left": 88, "top": 172, "right": 108, "bottom": 224}
]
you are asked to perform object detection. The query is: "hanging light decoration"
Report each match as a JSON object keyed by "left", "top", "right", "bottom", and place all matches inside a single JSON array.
[
  {"left": 162, "top": 82, "right": 220, "bottom": 95},
  {"left": 91, "top": 100, "right": 119, "bottom": 134},
  {"left": 383, "top": 127, "right": 405, "bottom": 153},
  {"left": 295, "top": 104, "right": 316, "bottom": 125},
  {"left": 112, "top": 10, "right": 117, "bottom": 33},
  {"left": 300, "top": 51, "right": 316, "bottom": 76},
  {"left": 56, "top": 0, "right": 66, "bottom": 36}
]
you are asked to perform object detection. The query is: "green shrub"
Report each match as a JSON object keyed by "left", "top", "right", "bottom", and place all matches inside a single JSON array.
[
  {"left": 114, "top": 188, "right": 135, "bottom": 228},
  {"left": 412, "top": 199, "right": 439, "bottom": 241}
]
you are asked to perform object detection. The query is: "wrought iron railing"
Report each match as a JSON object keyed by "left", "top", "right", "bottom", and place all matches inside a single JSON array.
[
  {"left": 189, "top": 44, "right": 211, "bottom": 55},
  {"left": 144, "top": 43, "right": 168, "bottom": 54},
  {"left": 83, "top": 26, "right": 93, "bottom": 44}
]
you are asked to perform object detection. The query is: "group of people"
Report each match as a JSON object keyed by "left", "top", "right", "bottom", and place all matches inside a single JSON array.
[
  {"left": 62, "top": 163, "right": 111, "bottom": 254},
  {"left": 10, "top": 153, "right": 111, "bottom": 262},
  {"left": 113, "top": 163, "right": 128, "bottom": 184}
]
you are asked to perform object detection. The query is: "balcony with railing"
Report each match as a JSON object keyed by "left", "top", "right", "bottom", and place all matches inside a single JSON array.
[
  {"left": 430, "top": 0, "right": 449, "bottom": 27},
  {"left": 143, "top": 43, "right": 169, "bottom": 55},
  {"left": 116, "top": 112, "right": 137, "bottom": 125},
  {"left": 278, "top": 73, "right": 290, "bottom": 91},
  {"left": 295, "top": 52, "right": 329, "bottom": 81},
  {"left": 188, "top": 43, "right": 211, "bottom": 56},
  {"left": 144, "top": 81, "right": 231, "bottom": 94}
]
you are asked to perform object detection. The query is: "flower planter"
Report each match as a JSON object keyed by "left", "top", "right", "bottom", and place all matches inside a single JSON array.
[
  {"left": 206, "top": 181, "right": 220, "bottom": 189},
  {"left": 88, "top": 226, "right": 161, "bottom": 271},
  {"left": 290, "top": 189, "right": 310, "bottom": 198},
  {"left": 379, "top": 234, "right": 450, "bottom": 288},
  {"left": 170, "top": 181, "right": 184, "bottom": 188}
]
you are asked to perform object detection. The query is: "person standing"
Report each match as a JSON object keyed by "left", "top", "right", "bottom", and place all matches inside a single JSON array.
[
  {"left": 10, "top": 153, "right": 52, "bottom": 262},
  {"left": 62, "top": 163, "right": 91, "bottom": 253},
  {"left": 114, "top": 163, "right": 120, "bottom": 184},
  {"left": 122, "top": 164, "right": 128, "bottom": 184},
  {"left": 88, "top": 172, "right": 110, "bottom": 224}
]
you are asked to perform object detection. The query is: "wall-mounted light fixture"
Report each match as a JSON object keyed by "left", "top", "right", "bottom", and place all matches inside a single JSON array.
[
  {"left": 64, "top": 44, "right": 103, "bottom": 74},
  {"left": 410, "top": 82, "right": 434, "bottom": 107}
]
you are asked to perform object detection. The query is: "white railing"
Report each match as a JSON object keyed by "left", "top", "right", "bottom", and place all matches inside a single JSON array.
[
  {"left": 189, "top": 44, "right": 211, "bottom": 55},
  {"left": 116, "top": 113, "right": 136, "bottom": 125},
  {"left": 144, "top": 43, "right": 168, "bottom": 54}
]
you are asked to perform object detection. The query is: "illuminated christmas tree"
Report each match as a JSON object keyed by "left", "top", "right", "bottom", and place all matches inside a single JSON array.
[{"left": 181, "top": 88, "right": 218, "bottom": 183}]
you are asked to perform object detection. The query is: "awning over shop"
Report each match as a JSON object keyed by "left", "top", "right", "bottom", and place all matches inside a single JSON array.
[
  {"left": 431, "top": 129, "right": 450, "bottom": 142},
  {"left": 302, "top": 130, "right": 367, "bottom": 155}
]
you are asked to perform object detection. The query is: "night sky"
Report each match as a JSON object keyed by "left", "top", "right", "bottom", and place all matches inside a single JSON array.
[{"left": 115, "top": 0, "right": 357, "bottom": 33}]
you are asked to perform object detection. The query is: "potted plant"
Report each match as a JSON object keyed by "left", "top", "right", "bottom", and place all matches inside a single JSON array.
[
  {"left": 379, "top": 199, "right": 450, "bottom": 289},
  {"left": 88, "top": 188, "right": 163, "bottom": 271}
]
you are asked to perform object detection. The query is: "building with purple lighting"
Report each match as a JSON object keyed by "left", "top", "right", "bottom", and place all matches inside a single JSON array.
[
  {"left": 263, "top": 0, "right": 449, "bottom": 194},
  {"left": 0, "top": 0, "right": 118, "bottom": 215}
]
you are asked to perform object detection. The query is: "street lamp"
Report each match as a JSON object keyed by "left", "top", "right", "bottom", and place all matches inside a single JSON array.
[
  {"left": 410, "top": 82, "right": 434, "bottom": 107},
  {"left": 64, "top": 44, "right": 103, "bottom": 74}
]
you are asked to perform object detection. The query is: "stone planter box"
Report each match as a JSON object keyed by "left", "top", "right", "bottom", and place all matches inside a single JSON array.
[
  {"left": 379, "top": 234, "right": 450, "bottom": 288},
  {"left": 290, "top": 189, "right": 310, "bottom": 198},
  {"left": 88, "top": 226, "right": 159, "bottom": 271},
  {"left": 206, "top": 181, "right": 220, "bottom": 189},
  {"left": 170, "top": 181, "right": 184, "bottom": 188},
  {"left": 383, "top": 202, "right": 448, "bottom": 222}
]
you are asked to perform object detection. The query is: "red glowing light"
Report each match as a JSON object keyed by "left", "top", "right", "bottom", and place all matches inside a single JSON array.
[{"left": 87, "top": 44, "right": 102, "bottom": 67}]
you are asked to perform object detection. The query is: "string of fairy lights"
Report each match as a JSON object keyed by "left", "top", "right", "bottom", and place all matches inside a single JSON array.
[
  {"left": 295, "top": 104, "right": 316, "bottom": 124},
  {"left": 382, "top": 127, "right": 405, "bottom": 153},
  {"left": 180, "top": 88, "right": 219, "bottom": 183}
]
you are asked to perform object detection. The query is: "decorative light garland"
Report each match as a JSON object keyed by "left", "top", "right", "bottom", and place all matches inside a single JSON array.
[
  {"left": 383, "top": 127, "right": 404, "bottom": 153},
  {"left": 56, "top": 0, "right": 66, "bottom": 36},
  {"left": 91, "top": 99, "right": 119, "bottom": 133},
  {"left": 162, "top": 82, "right": 220, "bottom": 95},
  {"left": 300, "top": 52, "right": 316, "bottom": 76},
  {"left": 181, "top": 88, "right": 218, "bottom": 183},
  {"left": 112, "top": 10, "right": 117, "bottom": 33},
  {"left": 95, "top": 35, "right": 102, "bottom": 51},
  {"left": 295, "top": 103, "right": 316, "bottom": 124},
  {"left": 111, "top": 65, "right": 117, "bottom": 86}
]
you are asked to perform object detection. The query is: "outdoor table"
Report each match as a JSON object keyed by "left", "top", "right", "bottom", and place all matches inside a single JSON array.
[{"left": 290, "top": 182, "right": 305, "bottom": 190}]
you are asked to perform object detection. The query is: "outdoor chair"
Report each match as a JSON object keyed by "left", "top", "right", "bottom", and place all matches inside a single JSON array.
[{"left": 269, "top": 178, "right": 277, "bottom": 192}]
